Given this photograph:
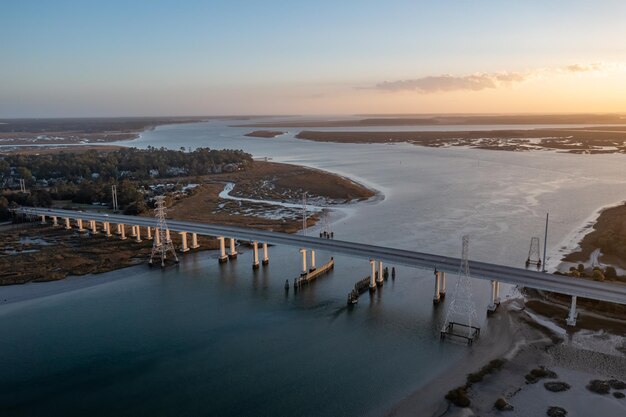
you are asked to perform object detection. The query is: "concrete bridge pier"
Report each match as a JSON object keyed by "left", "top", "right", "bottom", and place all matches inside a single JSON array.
[
  {"left": 52, "top": 216, "right": 59, "bottom": 226},
  {"left": 165, "top": 229, "right": 171, "bottom": 242},
  {"left": 89, "top": 220, "right": 98, "bottom": 234},
  {"left": 369, "top": 259, "right": 376, "bottom": 292},
  {"left": 40, "top": 215, "right": 46, "bottom": 224},
  {"left": 190, "top": 233, "right": 199, "bottom": 249},
  {"left": 566, "top": 296, "right": 578, "bottom": 326},
  {"left": 433, "top": 271, "right": 441, "bottom": 304},
  {"left": 155, "top": 228, "right": 161, "bottom": 245},
  {"left": 64, "top": 217, "right": 71, "bottom": 230},
  {"left": 299, "top": 249, "right": 307, "bottom": 276},
  {"left": 217, "top": 237, "right": 228, "bottom": 263},
  {"left": 377, "top": 261, "right": 384, "bottom": 287},
  {"left": 118, "top": 224, "right": 127, "bottom": 240},
  {"left": 77, "top": 219, "right": 85, "bottom": 232},
  {"left": 103, "top": 222, "right": 111, "bottom": 237},
  {"left": 252, "top": 241, "right": 260, "bottom": 270},
  {"left": 229, "top": 238, "right": 238, "bottom": 259},
  {"left": 439, "top": 272, "right": 446, "bottom": 298},
  {"left": 134, "top": 226, "right": 142, "bottom": 242},
  {"left": 146, "top": 227, "right": 152, "bottom": 240},
  {"left": 179, "top": 232, "right": 189, "bottom": 252},
  {"left": 310, "top": 250, "right": 316, "bottom": 272},
  {"left": 262, "top": 242, "right": 269, "bottom": 265},
  {"left": 487, "top": 280, "right": 500, "bottom": 313},
  {"left": 130, "top": 225, "right": 137, "bottom": 238}
]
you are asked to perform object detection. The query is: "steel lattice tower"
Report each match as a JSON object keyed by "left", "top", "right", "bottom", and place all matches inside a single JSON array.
[
  {"left": 149, "top": 196, "right": 178, "bottom": 267},
  {"left": 526, "top": 236, "right": 542, "bottom": 269},
  {"left": 442, "top": 235, "right": 478, "bottom": 339}
]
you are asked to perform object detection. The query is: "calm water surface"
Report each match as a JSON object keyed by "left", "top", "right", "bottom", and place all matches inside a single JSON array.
[{"left": 2, "top": 120, "right": 626, "bottom": 416}]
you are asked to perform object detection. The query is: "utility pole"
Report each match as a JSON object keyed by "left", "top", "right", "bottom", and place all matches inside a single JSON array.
[
  {"left": 111, "top": 185, "right": 118, "bottom": 212},
  {"left": 302, "top": 192, "right": 307, "bottom": 236},
  {"left": 542, "top": 213, "right": 549, "bottom": 272}
]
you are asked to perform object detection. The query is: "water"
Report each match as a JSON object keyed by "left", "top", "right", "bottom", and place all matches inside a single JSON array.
[{"left": 2, "top": 120, "right": 626, "bottom": 416}]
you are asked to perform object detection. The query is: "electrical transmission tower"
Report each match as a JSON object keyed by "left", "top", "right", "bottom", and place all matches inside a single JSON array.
[
  {"left": 149, "top": 196, "right": 178, "bottom": 268},
  {"left": 441, "top": 235, "right": 480, "bottom": 344},
  {"left": 525, "top": 237, "right": 542, "bottom": 269},
  {"left": 111, "top": 185, "right": 118, "bottom": 212}
]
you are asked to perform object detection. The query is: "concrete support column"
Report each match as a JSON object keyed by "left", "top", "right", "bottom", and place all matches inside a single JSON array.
[
  {"left": 179, "top": 232, "right": 189, "bottom": 252},
  {"left": 228, "top": 238, "right": 238, "bottom": 259},
  {"left": 369, "top": 259, "right": 377, "bottom": 291},
  {"left": 439, "top": 272, "right": 446, "bottom": 298},
  {"left": 119, "top": 224, "right": 127, "bottom": 240},
  {"left": 262, "top": 242, "right": 269, "bottom": 265},
  {"left": 218, "top": 237, "right": 228, "bottom": 263},
  {"left": 433, "top": 271, "right": 441, "bottom": 304},
  {"left": 130, "top": 225, "right": 137, "bottom": 237},
  {"left": 494, "top": 281, "right": 501, "bottom": 305},
  {"left": 134, "top": 226, "right": 141, "bottom": 242},
  {"left": 566, "top": 296, "right": 578, "bottom": 326},
  {"left": 310, "top": 250, "right": 316, "bottom": 271},
  {"left": 155, "top": 228, "right": 161, "bottom": 245},
  {"left": 252, "top": 241, "right": 260, "bottom": 270},
  {"left": 487, "top": 280, "right": 497, "bottom": 313},
  {"left": 77, "top": 219, "right": 85, "bottom": 232},
  {"left": 190, "top": 232, "right": 199, "bottom": 249},
  {"left": 146, "top": 227, "right": 152, "bottom": 240},
  {"left": 90, "top": 220, "right": 98, "bottom": 234},
  {"left": 40, "top": 215, "right": 46, "bottom": 224},
  {"left": 103, "top": 222, "right": 111, "bottom": 237},
  {"left": 377, "top": 261, "right": 384, "bottom": 286},
  {"left": 52, "top": 216, "right": 58, "bottom": 226},
  {"left": 300, "top": 249, "right": 307, "bottom": 275},
  {"left": 64, "top": 217, "right": 71, "bottom": 230},
  {"left": 165, "top": 229, "right": 171, "bottom": 242}
]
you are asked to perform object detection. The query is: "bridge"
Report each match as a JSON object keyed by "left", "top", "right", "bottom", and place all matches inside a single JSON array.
[{"left": 15, "top": 206, "right": 626, "bottom": 326}]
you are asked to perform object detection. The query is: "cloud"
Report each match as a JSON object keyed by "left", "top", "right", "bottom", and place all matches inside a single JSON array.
[
  {"left": 375, "top": 62, "right": 620, "bottom": 93},
  {"left": 376, "top": 72, "right": 529, "bottom": 93}
]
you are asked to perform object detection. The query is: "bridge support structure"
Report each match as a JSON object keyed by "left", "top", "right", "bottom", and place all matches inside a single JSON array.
[
  {"left": 300, "top": 248, "right": 307, "bottom": 276},
  {"left": 566, "top": 296, "right": 578, "bottom": 326},
  {"left": 369, "top": 259, "right": 376, "bottom": 292},
  {"left": 179, "top": 232, "right": 189, "bottom": 252},
  {"left": 64, "top": 217, "right": 71, "bottom": 230},
  {"left": 77, "top": 219, "right": 85, "bottom": 232},
  {"left": 487, "top": 280, "right": 501, "bottom": 314},
  {"left": 252, "top": 241, "right": 260, "bottom": 270},
  {"left": 310, "top": 250, "right": 316, "bottom": 271},
  {"left": 89, "top": 220, "right": 98, "bottom": 234},
  {"left": 52, "top": 216, "right": 58, "bottom": 226},
  {"left": 190, "top": 233, "right": 199, "bottom": 249},
  {"left": 134, "top": 226, "right": 142, "bottom": 242},
  {"left": 440, "top": 272, "right": 446, "bottom": 298},
  {"left": 103, "top": 222, "right": 111, "bottom": 237},
  {"left": 118, "top": 224, "right": 126, "bottom": 240},
  {"left": 262, "top": 242, "right": 269, "bottom": 265},
  {"left": 40, "top": 215, "right": 46, "bottom": 225},
  {"left": 217, "top": 237, "right": 228, "bottom": 263},
  {"left": 229, "top": 238, "right": 237, "bottom": 259},
  {"left": 377, "top": 261, "right": 384, "bottom": 287},
  {"left": 433, "top": 270, "right": 441, "bottom": 304},
  {"left": 146, "top": 227, "right": 152, "bottom": 240}
]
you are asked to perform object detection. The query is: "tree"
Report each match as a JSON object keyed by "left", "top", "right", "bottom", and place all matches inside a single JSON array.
[
  {"left": 17, "top": 167, "right": 33, "bottom": 184},
  {"left": 592, "top": 268, "right": 605, "bottom": 282},
  {"left": 604, "top": 266, "right": 617, "bottom": 280}
]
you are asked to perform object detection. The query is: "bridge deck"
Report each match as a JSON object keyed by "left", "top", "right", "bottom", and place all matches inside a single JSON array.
[{"left": 16, "top": 207, "right": 626, "bottom": 306}]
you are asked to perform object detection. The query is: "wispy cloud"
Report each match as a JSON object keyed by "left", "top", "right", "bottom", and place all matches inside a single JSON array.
[{"left": 375, "top": 62, "right": 617, "bottom": 93}]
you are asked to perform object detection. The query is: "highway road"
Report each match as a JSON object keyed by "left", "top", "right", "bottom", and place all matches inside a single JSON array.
[{"left": 16, "top": 207, "right": 626, "bottom": 305}]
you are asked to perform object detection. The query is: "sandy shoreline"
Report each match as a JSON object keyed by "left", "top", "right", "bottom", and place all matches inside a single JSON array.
[{"left": 384, "top": 298, "right": 626, "bottom": 417}]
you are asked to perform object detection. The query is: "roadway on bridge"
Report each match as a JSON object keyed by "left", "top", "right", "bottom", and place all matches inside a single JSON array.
[{"left": 17, "top": 207, "right": 626, "bottom": 305}]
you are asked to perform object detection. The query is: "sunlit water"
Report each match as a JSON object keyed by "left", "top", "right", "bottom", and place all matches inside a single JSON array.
[{"left": 2, "top": 120, "right": 626, "bottom": 416}]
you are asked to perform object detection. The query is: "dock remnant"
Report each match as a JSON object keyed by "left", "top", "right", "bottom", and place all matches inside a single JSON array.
[
  {"left": 294, "top": 257, "right": 334, "bottom": 288},
  {"left": 440, "top": 322, "right": 480, "bottom": 345}
]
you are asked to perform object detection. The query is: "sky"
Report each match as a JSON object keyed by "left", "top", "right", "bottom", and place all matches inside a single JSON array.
[{"left": 1, "top": 0, "right": 626, "bottom": 117}]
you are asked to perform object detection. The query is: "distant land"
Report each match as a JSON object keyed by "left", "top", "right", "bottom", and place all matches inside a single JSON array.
[
  {"left": 235, "top": 113, "right": 626, "bottom": 128},
  {"left": 244, "top": 130, "right": 285, "bottom": 138}
]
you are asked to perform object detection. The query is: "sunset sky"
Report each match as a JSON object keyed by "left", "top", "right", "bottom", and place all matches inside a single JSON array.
[{"left": 2, "top": 0, "right": 626, "bottom": 117}]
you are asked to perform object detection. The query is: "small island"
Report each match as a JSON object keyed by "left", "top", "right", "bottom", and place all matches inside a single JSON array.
[{"left": 244, "top": 130, "right": 285, "bottom": 138}]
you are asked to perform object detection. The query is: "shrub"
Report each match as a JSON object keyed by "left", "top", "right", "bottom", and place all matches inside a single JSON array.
[{"left": 587, "top": 379, "right": 611, "bottom": 394}]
